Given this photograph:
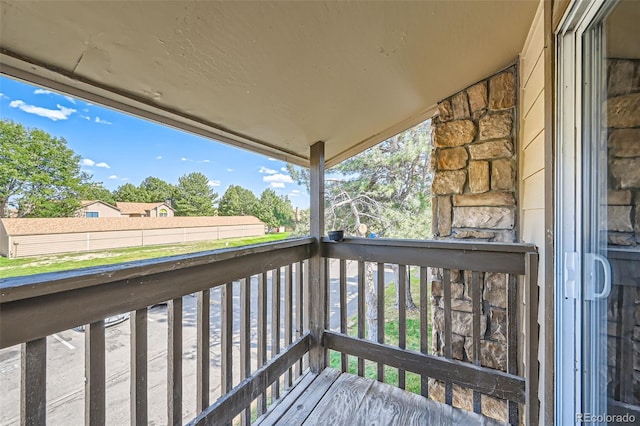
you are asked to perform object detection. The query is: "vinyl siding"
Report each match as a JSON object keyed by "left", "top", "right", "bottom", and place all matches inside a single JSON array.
[
  {"left": 0, "top": 221, "right": 8, "bottom": 257},
  {"left": 518, "top": 1, "right": 547, "bottom": 421}
]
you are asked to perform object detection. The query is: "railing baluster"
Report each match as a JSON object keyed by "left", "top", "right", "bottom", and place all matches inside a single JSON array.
[
  {"left": 398, "top": 265, "right": 407, "bottom": 390},
  {"left": 296, "top": 261, "right": 304, "bottom": 377},
  {"left": 377, "top": 262, "right": 386, "bottom": 383},
  {"left": 377, "top": 262, "right": 386, "bottom": 382},
  {"left": 258, "top": 272, "right": 268, "bottom": 416},
  {"left": 420, "top": 266, "right": 428, "bottom": 397},
  {"left": 240, "top": 277, "right": 251, "bottom": 425},
  {"left": 272, "top": 268, "right": 281, "bottom": 401},
  {"left": 168, "top": 298, "right": 182, "bottom": 426},
  {"left": 507, "top": 274, "right": 519, "bottom": 424},
  {"left": 324, "top": 257, "right": 330, "bottom": 367},
  {"left": 221, "top": 283, "right": 233, "bottom": 395},
  {"left": 339, "top": 259, "right": 348, "bottom": 373},
  {"left": 357, "top": 261, "right": 365, "bottom": 377},
  {"left": 443, "top": 268, "right": 453, "bottom": 405},
  {"left": 131, "top": 308, "right": 148, "bottom": 425},
  {"left": 21, "top": 338, "right": 46, "bottom": 426},
  {"left": 197, "top": 290, "right": 210, "bottom": 413},
  {"left": 471, "top": 271, "right": 482, "bottom": 414},
  {"left": 85, "top": 320, "right": 105, "bottom": 426},
  {"left": 285, "top": 265, "right": 293, "bottom": 388}
]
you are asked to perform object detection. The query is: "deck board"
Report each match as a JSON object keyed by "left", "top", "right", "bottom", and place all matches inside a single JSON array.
[{"left": 257, "top": 368, "right": 507, "bottom": 425}]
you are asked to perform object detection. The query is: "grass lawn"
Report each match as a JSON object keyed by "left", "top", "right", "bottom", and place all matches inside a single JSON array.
[
  {"left": 329, "top": 270, "right": 431, "bottom": 395},
  {"left": 0, "top": 233, "right": 292, "bottom": 279}
]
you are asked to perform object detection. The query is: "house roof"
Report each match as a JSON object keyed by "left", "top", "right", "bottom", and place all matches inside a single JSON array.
[
  {"left": 0, "top": 1, "right": 538, "bottom": 167},
  {"left": 116, "top": 202, "right": 175, "bottom": 215},
  {"left": 0, "top": 216, "right": 264, "bottom": 236},
  {"left": 81, "top": 200, "right": 120, "bottom": 210}
]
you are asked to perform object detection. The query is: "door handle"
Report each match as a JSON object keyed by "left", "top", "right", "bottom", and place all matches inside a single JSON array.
[{"left": 585, "top": 253, "right": 611, "bottom": 300}]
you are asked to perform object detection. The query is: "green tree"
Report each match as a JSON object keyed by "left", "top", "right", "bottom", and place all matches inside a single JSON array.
[
  {"left": 0, "top": 120, "right": 88, "bottom": 217},
  {"left": 254, "top": 189, "right": 294, "bottom": 229},
  {"left": 174, "top": 172, "right": 217, "bottom": 216},
  {"left": 139, "top": 176, "right": 177, "bottom": 203},
  {"left": 218, "top": 185, "right": 258, "bottom": 216},
  {"left": 78, "top": 182, "right": 116, "bottom": 206},
  {"left": 113, "top": 183, "right": 146, "bottom": 202}
]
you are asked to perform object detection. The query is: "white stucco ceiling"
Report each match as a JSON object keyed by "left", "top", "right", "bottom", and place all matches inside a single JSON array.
[{"left": 0, "top": 1, "right": 538, "bottom": 167}]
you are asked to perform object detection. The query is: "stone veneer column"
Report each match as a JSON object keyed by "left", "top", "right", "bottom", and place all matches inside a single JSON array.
[{"left": 428, "top": 65, "right": 518, "bottom": 422}]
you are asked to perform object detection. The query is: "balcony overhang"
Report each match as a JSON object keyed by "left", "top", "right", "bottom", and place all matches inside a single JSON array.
[{"left": 0, "top": 1, "right": 537, "bottom": 167}]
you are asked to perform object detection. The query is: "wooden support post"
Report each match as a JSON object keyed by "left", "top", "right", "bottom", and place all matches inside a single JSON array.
[
  {"left": 21, "top": 338, "right": 47, "bottom": 426},
  {"left": 309, "top": 141, "right": 326, "bottom": 374},
  {"left": 131, "top": 308, "right": 148, "bottom": 425},
  {"left": 168, "top": 298, "right": 182, "bottom": 426},
  {"left": 525, "top": 252, "right": 539, "bottom": 426},
  {"left": 197, "top": 290, "right": 210, "bottom": 413}
]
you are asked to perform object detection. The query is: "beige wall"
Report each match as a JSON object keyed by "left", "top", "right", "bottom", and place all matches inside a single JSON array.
[
  {"left": 79, "top": 202, "right": 121, "bottom": 218},
  {"left": 3, "top": 225, "right": 265, "bottom": 258},
  {"left": 0, "top": 221, "right": 8, "bottom": 257},
  {"left": 518, "top": 1, "right": 547, "bottom": 421},
  {"left": 149, "top": 205, "right": 174, "bottom": 217}
]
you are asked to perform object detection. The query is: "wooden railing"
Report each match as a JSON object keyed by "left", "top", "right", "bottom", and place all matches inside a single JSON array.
[
  {"left": 321, "top": 237, "right": 539, "bottom": 425},
  {"left": 0, "top": 236, "right": 539, "bottom": 425},
  {"left": 0, "top": 237, "right": 314, "bottom": 425}
]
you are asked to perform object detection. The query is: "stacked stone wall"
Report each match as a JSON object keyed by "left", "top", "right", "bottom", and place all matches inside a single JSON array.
[
  {"left": 605, "top": 58, "right": 640, "bottom": 405},
  {"left": 428, "top": 65, "right": 518, "bottom": 422}
]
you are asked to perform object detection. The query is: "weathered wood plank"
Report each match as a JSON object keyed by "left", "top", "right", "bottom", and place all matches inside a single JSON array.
[
  {"left": 257, "top": 272, "right": 268, "bottom": 415},
  {"left": 398, "top": 265, "right": 407, "bottom": 390},
  {"left": 507, "top": 274, "right": 519, "bottom": 424},
  {"left": 471, "top": 271, "right": 481, "bottom": 414},
  {"left": 296, "top": 261, "right": 304, "bottom": 378},
  {"left": 322, "top": 238, "right": 535, "bottom": 275},
  {"left": 21, "top": 338, "right": 46, "bottom": 426},
  {"left": 168, "top": 298, "right": 182, "bottom": 426},
  {"left": 419, "top": 266, "right": 428, "bottom": 398},
  {"left": 197, "top": 290, "right": 210, "bottom": 413},
  {"left": 324, "top": 332, "right": 525, "bottom": 403},
  {"left": 188, "top": 334, "right": 311, "bottom": 426},
  {"left": 254, "top": 371, "right": 316, "bottom": 425},
  {"left": 524, "top": 252, "right": 540, "bottom": 426},
  {"left": 377, "top": 262, "right": 385, "bottom": 382},
  {"left": 221, "top": 283, "right": 233, "bottom": 394},
  {"left": 130, "top": 308, "right": 148, "bottom": 425},
  {"left": 85, "top": 320, "right": 105, "bottom": 426},
  {"left": 240, "top": 277, "right": 251, "bottom": 425},
  {"left": 302, "top": 371, "right": 374, "bottom": 425},
  {"left": 272, "top": 268, "right": 281, "bottom": 400},
  {"left": 285, "top": 265, "right": 293, "bottom": 388},
  {"left": 357, "top": 261, "right": 365, "bottom": 377},
  {"left": 1, "top": 241, "right": 313, "bottom": 349},
  {"left": 309, "top": 141, "right": 326, "bottom": 373},
  {"left": 443, "top": 269, "right": 453, "bottom": 405},
  {"left": 274, "top": 368, "right": 341, "bottom": 425},
  {"left": 339, "top": 259, "right": 348, "bottom": 373}
]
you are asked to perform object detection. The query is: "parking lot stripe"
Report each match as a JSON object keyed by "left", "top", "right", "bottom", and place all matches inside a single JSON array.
[{"left": 52, "top": 333, "right": 75, "bottom": 350}]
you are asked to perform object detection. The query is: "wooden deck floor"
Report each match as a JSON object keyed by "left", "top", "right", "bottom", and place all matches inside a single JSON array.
[{"left": 256, "top": 368, "right": 506, "bottom": 425}]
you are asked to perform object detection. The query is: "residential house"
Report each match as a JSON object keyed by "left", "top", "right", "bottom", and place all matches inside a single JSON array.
[
  {"left": 116, "top": 202, "right": 174, "bottom": 218},
  {"left": 0, "top": 1, "right": 637, "bottom": 425},
  {"left": 77, "top": 200, "right": 121, "bottom": 218}
]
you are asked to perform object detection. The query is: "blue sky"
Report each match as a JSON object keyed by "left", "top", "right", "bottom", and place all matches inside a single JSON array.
[{"left": 0, "top": 76, "right": 309, "bottom": 208}]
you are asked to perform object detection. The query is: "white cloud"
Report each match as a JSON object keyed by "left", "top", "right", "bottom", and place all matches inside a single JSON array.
[
  {"left": 156, "top": 155, "right": 163, "bottom": 160},
  {"left": 108, "top": 175, "right": 118, "bottom": 179},
  {"left": 291, "top": 189, "right": 301, "bottom": 194},
  {"left": 0, "top": 93, "right": 8, "bottom": 99},
  {"left": 95, "top": 162, "right": 110, "bottom": 169},
  {"left": 95, "top": 117, "right": 112, "bottom": 125},
  {"left": 83, "top": 108, "right": 90, "bottom": 113},
  {"left": 226, "top": 168, "right": 234, "bottom": 172},
  {"left": 64, "top": 96, "right": 76, "bottom": 104},
  {"left": 33, "top": 89, "right": 53, "bottom": 95},
  {"left": 81, "top": 158, "right": 96, "bottom": 166},
  {"left": 9, "top": 100, "right": 76, "bottom": 121},
  {"left": 289, "top": 191, "right": 300, "bottom": 197},
  {"left": 180, "top": 157, "right": 189, "bottom": 161},
  {"left": 198, "top": 159, "right": 211, "bottom": 163},
  {"left": 263, "top": 173, "right": 294, "bottom": 184},
  {"left": 80, "top": 115, "right": 91, "bottom": 121},
  {"left": 268, "top": 157, "right": 277, "bottom": 161},
  {"left": 270, "top": 182, "right": 286, "bottom": 188},
  {"left": 281, "top": 167, "right": 288, "bottom": 172},
  {"left": 208, "top": 180, "right": 221, "bottom": 187},
  {"left": 259, "top": 166, "right": 277, "bottom": 174}
]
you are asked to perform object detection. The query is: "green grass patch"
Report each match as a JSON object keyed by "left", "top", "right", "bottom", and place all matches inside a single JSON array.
[
  {"left": 0, "top": 233, "right": 292, "bottom": 278},
  {"left": 330, "top": 270, "right": 431, "bottom": 395}
]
